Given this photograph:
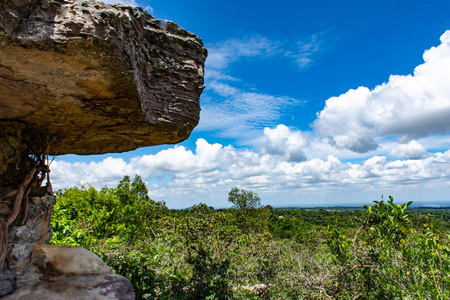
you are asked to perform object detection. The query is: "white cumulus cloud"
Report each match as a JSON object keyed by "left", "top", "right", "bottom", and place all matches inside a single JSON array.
[
  {"left": 313, "top": 30, "right": 450, "bottom": 153},
  {"left": 51, "top": 138, "right": 450, "bottom": 207},
  {"left": 261, "top": 125, "right": 308, "bottom": 162},
  {"left": 388, "top": 140, "right": 427, "bottom": 159}
]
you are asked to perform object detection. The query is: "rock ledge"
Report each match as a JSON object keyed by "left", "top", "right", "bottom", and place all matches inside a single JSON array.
[{"left": 0, "top": 0, "right": 207, "bottom": 155}]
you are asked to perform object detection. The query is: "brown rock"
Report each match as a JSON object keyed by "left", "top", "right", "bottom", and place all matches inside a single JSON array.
[
  {"left": 31, "top": 245, "right": 112, "bottom": 277},
  {"left": 2, "top": 274, "right": 134, "bottom": 300},
  {"left": 0, "top": 0, "right": 207, "bottom": 155},
  {"left": 2, "top": 245, "right": 133, "bottom": 300},
  {"left": 0, "top": 195, "right": 55, "bottom": 296}
]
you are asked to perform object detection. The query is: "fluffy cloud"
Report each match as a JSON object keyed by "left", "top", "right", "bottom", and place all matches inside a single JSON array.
[
  {"left": 51, "top": 157, "right": 131, "bottom": 189},
  {"left": 52, "top": 137, "right": 450, "bottom": 206},
  {"left": 314, "top": 31, "right": 450, "bottom": 153},
  {"left": 202, "top": 31, "right": 450, "bottom": 154},
  {"left": 388, "top": 140, "right": 427, "bottom": 159},
  {"left": 261, "top": 125, "right": 307, "bottom": 162}
]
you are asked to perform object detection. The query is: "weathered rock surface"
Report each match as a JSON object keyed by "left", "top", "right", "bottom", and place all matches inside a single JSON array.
[
  {"left": 0, "top": 0, "right": 206, "bottom": 155},
  {"left": 0, "top": 194, "right": 55, "bottom": 296},
  {"left": 2, "top": 274, "right": 134, "bottom": 300},
  {"left": 2, "top": 245, "right": 134, "bottom": 300},
  {"left": 31, "top": 245, "right": 112, "bottom": 276},
  {"left": 0, "top": 0, "right": 206, "bottom": 298}
]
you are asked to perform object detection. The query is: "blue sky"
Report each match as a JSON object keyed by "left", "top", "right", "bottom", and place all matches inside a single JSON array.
[{"left": 53, "top": 0, "right": 450, "bottom": 208}]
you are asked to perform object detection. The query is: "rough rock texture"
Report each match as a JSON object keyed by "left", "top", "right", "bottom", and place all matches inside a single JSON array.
[
  {"left": 2, "top": 274, "right": 134, "bottom": 300},
  {"left": 0, "top": 122, "right": 55, "bottom": 296},
  {"left": 0, "top": 0, "right": 206, "bottom": 298},
  {"left": 2, "top": 245, "right": 134, "bottom": 300},
  {"left": 0, "top": 0, "right": 206, "bottom": 155},
  {"left": 0, "top": 194, "right": 55, "bottom": 296},
  {"left": 31, "top": 245, "right": 112, "bottom": 276}
]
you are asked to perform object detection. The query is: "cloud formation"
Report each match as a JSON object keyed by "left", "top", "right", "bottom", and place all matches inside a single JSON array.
[
  {"left": 206, "top": 36, "right": 281, "bottom": 71},
  {"left": 199, "top": 82, "right": 302, "bottom": 138},
  {"left": 292, "top": 32, "right": 327, "bottom": 68},
  {"left": 200, "top": 34, "right": 328, "bottom": 139},
  {"left": 206, "top": 33, "right": 329, "bottom": 72},
  {"left": 313, "top": 31, "right": 450, "bottom": 153},
  {"left": 388, "top": 140, "right": 427, "bottom": 160},
  {"left": 261, "top": 125, "right": 308, "bottom": 162},
  {"left": 52, "top": 137, "right": 450, "bottom": 206}
]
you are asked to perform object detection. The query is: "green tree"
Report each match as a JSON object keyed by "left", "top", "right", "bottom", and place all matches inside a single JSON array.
[
  {"left": 228, "top": 187, "right": 261, "bottom": 210},
  {"left": 115, "top": 174, "right": 150, "bottom": 204}
]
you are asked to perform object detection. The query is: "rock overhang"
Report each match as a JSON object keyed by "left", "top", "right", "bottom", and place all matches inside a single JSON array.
[{"left": 0, "top": 0, "right": 207, "bottom": 155}]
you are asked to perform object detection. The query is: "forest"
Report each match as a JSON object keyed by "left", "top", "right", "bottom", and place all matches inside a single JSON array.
[{"left": 51, "top": 175, "right": 450, "bottom": 299}]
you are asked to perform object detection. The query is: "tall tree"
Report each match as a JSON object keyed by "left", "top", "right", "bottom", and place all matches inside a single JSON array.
[{"left": 228, "top": 187, "right": 261, "bottom": 210}]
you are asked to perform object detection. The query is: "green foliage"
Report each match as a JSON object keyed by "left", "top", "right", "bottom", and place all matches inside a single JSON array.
[
  {"left": 228, "top": 187, "right": 261, "bottom": 210},
  {"left": 324, "top": 196, "right": 450, "bottom": 299},
  {"left": 51, "top": 175, "right": 165, "bottom": 247},
  {"left": 52, "top": 184, "right": 450, "bottom": 299},
  {"left": 51, "top": 175, "right": 171, "bottom": 299},
  {"left": 179, "top": 204, "right": 233, "bottom": 299},
  {"left": 271, "top": 215, "right": 317, "bottom": 243}
]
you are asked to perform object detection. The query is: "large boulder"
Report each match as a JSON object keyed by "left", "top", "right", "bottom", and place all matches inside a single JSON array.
[
  {"left": 0, "top": 0, "right": 207, "bottom": 297},
  {"left": 3, "top": 275, "right": 134, "bottom": 300},
  {"left": 2, "top": 245, "right": 134, "bottom": 300}
]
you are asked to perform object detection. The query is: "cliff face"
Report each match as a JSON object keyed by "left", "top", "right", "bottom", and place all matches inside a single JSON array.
[{"left": 0, "top": 0, "right": 206, "bottom": 297}]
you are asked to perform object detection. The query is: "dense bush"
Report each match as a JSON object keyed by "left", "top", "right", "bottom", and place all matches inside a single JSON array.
[{"left": 52, "top": 178, "right": 450, "bottom": 299}]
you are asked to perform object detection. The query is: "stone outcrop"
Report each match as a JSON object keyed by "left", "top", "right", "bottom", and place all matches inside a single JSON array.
[
  {"left": 3, "top": 275, "right": 134, "bottom": 300},
  {"left": 31, "top": 245, "right": 112, "bottom": 276},
  {"left": 0, "top": 195, "right": 54, "bottom": 296},
  {"left": 0, "top": 0, "right": 206, "bottom": 298},
  {"left": 2, "top": 245, "right": 134, "bottom": 300},
  {"left": 0, "top": 0, "right": 206, "bottom": 155}
]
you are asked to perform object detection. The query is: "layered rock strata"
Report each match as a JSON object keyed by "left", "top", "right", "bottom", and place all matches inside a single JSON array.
[{"left": 0, "top": 0, "right": 206, "bottom": 297}]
